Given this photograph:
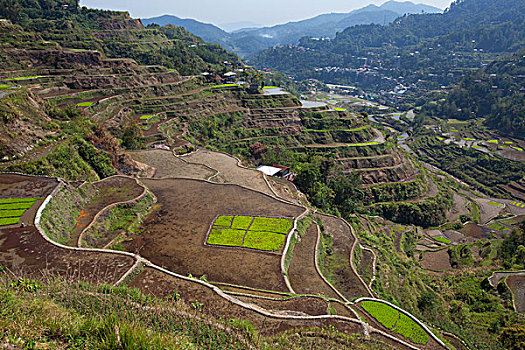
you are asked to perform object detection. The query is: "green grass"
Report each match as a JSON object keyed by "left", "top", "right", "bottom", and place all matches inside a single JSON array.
[
  {"left": 361, "top": 301, "right": 428, "bottom": 345},
  {"left": 450, "top": 129, "right": 459, "bottom": 132},
  {"left": 487, "top": 201, "right": 503, "bottom": 208},
  {"left": 0, "top": 198, "right": 39, "bottom": 204},
  {"left": 0, "top": 209, "right": 27, "bottom": 218},
  {"left": 207, "top": 228, "right": 245, "bottom": 247},
  {"left": 250, "top": 217, "right": 293, "bottom": 234},
  {"left": 334, "top": 107, "right": 346, "bottom": 111},
  {"left": 504, "top": 141, "right": 514, "bottom": 144},
  {"left": 76, "top": 101, "right": 95, "bottom": 107},
  {"left": 486, "top": 140, "right": 498, "bottom": 144},
  {"left": 347, "top": 141, "right": 380, "bottom": 146},
  {"left": 434, "top": 236, "right": 451, "bottom": 244},
  {"left": 0, "top": 84, "right": 12, "bottom": 89},
  {"left": 0, "top": 217, "right": 20, "bottom": 226},
  {"left": 489, "top": 222, "right": 509, "bottom": 232},
  {"left": 437, "top": 137, "right": 445, "bottom": 141},
  {"left": 464, "top": 138, "right": 475, "bottom": 141},
  {"left": 139, "top": 114, "right": 155, "bottom": 120},
  {"left": 512, "top": 146, "right": 524, "bottom": 152},
  {"left": 262, "top": 86, "right": 280, "bottom": 89},
  {"left": 231, "top": 216, "right": 253, "bottom": 230},
  {"left": 242, "top": 231, "right": 286, "bottom": 252},
  {"left": 213, "top": 215, "right": 233, "bottom": 227}
]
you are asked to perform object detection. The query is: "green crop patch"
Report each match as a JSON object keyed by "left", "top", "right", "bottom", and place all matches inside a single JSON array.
[
  {"left": 243, "top": 231, "right": 286, "bottom": 252},
  {"left": 489, "top": 222, "right": 508, "bottom": 231},
  {"left": 486, "top": 140, "right": 498, "bottom": 144},
  {"left": 139, "top": 114, "right": 155, "bottom": 120},
  {"left": 0, "top": 198, "right": 39, "bottom": 205},
  {"left": 0, "top": 84, "right": 12, "bottom": 89},
  {"left": 0, "top": 209, "right": 26, "bottom": 218},
  {"left": 361, "top": 301, "right": 428, "bottom": 345},
  {"left": 207, "top": 215, "right": 294, "bottom": 252},
  {"left": 76, "top": 101, "right": 95, "bottom": 107},
  {"left": 487, "top": 201, "right": 503, "bottom": 207},
  {"left": 0, "top": 202, "right": 35, "bottom": 210},
  {"left": 347, "top": 141, "right": 380, "bottom": 146},
  {"left": 213, "top": 215, "right": 234, "bottom": 227},
  {"left": 434, "top": 236, "right": 451, "bottom": 244},
  {"left": 334, "top": 107, "right": 346, "bottom": 111},
  {"left": 231, "top": 216, "right": 253, "bottom": 230},
  {"left": 207, "top": 228, "right": 245, "bottom": 247},
  {"left": 250, "top": 217, "right": 293, "bottom": 234},
  {"left": 5, "top": 76, "right": 43, "bottom": 81},
  {"left": 0, "top": 217, "right": 20, "bottom": 226},
  {"left": 262, "top": 86, "right": 280, "bottom": 89},
  {"left": 211, "top": 83, "right": 238, "bottom": 88}
]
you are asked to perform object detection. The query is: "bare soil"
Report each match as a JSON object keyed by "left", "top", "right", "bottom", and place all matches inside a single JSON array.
[
  {"left": 128, "top": 267, "right": 366, "bottom": 337},
  {"left": 316, "top": 214, "right": 371, "bottom": 298},
  {"left": 507, "top": 275, "right": 525, "bottom": 313},
  {"left": 124, "top": 178, "right": 304, "bottom": 292},
  {"left": 0, "top": 226, "right": 134, "bottom": 284},
  {"left": 449, "top": 193, "right": 469, "bottom": 222},
  {"left": 183, "top": 149, "right": 273, "bottom": 195},
  {"left": 234, "top": 295, "right": 330, "bottom": 316},
  {"left": 421, "top": 248, "right": 452, "bottom": 271},
  {"left": 288, "top": 224, "right": 340, "bottom": 299},
  {"left": 127, "top": 149, "right": 214, "bottom": 180},
  {"left": 461, "top": 223, "right": 490, "bottom": 239},
  {"left": 475, "top": 198, "right": 504, "bottom": 224}
]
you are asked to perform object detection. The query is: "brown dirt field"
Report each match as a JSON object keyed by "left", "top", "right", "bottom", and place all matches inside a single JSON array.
[
  {"left": 356, "top": 248, "right": 374, "bottom": 285},
  {"left": 68, "top": 176, "right": 144, "bottom": 246},
  {"left": 288, "top": 224, "right": 340, "bottom": 299},
  {"left": 449, "top": 193, "right": 469, "bottom": 222},
  {"left": 183, "top": 149, "right": 273, "bottom": 195},
  {"left": 124, "top": 178, "right": 304, "bottom": 292},
  {"left": 234, "top": 295, "right": 330, "bottom": 316},
  {"left": 507, "top": 275, "right": 525, "bottom": 313},
  {"left": 461, "top": 223, "right": 490, "bottom": 239},
  {"left": 475, "top": 198, "right": 504, "bottom": 224},
  {"left": 127, "top": 149, "right": 214, "bottom": 180},
  {"left": 217, "top": 284, "right": 292, "bottom": 299},
  {"left": 316, "top": 214, "right": 371, "bottom": 298},
  {"left": 128, "top": 267, "right": 366, "bottom": 337},
  {"left": 421, "top": 249, "right": 452, "bottom": 271},
  {"left": 0, "top": 173, "right": 60, "bottom": 225},
  {"left": 0, "top": 226, "right": 134, "bottom": 284}
]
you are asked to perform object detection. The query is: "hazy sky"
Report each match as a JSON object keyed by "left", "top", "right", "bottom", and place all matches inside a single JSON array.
[{"left": 79, "top": 0, "right": 454, "bottom": 27}]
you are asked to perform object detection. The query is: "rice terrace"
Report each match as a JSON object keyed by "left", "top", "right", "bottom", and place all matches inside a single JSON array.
[{"left": 0, "top": 0, "right": 524, "bottom": 349}]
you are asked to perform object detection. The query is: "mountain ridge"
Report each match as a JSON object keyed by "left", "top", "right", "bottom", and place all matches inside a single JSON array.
[{"left": 142, "top": 1, "right": 442, "bottom": 57}]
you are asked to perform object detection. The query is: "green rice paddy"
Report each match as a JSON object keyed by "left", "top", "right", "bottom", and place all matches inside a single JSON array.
[
  {"left": 5, "top": 76, "right": 43, "bottom": 81},
  {"left": 0, "top": 197, "right": 39, "bottom": 226},
  {"left": 487, "top": 201, "right": 503, "bottom": 207},
  {"left": 207, "top": 215, "right": 293, "bottom": 252},
  {"left": 361, "top": 300, "right": 428, "bottom": 345},
  {"left": 262, "top": 86, "right": 279, "bottom": 89},
  {"left": 433, "top": 236, "right": 451, "bottom": 244},
  {"left": 489, "top": 222, "right": 509, "bottom": 232},
  {"left": 0, "top": 84, "right": 12, "bottom": 89},
  {"left": 139, "top": 114, "right": 155, "bottom": 120},
  {"left": 347, "top": 141, "right": 380, "bottom": 146},
  {"left": 486, "top": 140, "right": 498, "bottom": 144},
  {"left": 211, "top": 83, "right": 238, "bottom": 88},
  {"left": 333, "top": 107, "right": 346, "bottom": 111},
  {"left": 76, "top": 101, "right": 95, "bottom": 107}
]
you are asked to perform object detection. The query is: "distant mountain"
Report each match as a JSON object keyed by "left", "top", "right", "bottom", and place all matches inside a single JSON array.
[
  {"left": 142, "top": 15, "right": 231, "bottom": 48},
  {"left": 219, "top": 21, "right": 262, "bottom": 33},
  {"left": 143, "top": 1, "right": 442, "bottom": 57}
]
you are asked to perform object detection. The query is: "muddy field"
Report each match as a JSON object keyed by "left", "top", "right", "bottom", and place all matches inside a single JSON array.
[
  {"left": 128, "top": 267, "right": 369, "bottom": 338},
  {"left": 68, "top": 176, "right": 144, "bottom": 246},
  {"left": 421, "top": 248, "right": 452, "bottom": 271},
  {"left": 0, "top": 173, "right": 60, "bottom": 225},
  {"left": 127, "top": 149, "right": 214, "bottom": 180},
  {"left": 288, "top": 224, "right": 340, "bottom": 299},
  {"left": 234, "top": 294, "right": 330, "bottom": 316},
  {"left": 183, "top": 149, "right": 273, "bottom": 195},
  {"left": 124, "top": 178, "right": 304, "bottom": 292},
  {"left": 461, "top": 223, "right": 490, "bottom": 239},
  {"left": 506, "top": 275, "right": 525, "bottom": 313},
  {"left": 317, "top": 213, "right": 371, "bottom": 298},
  {"left": 0, "top": 226, "right": 134, "bottom": 284}
]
